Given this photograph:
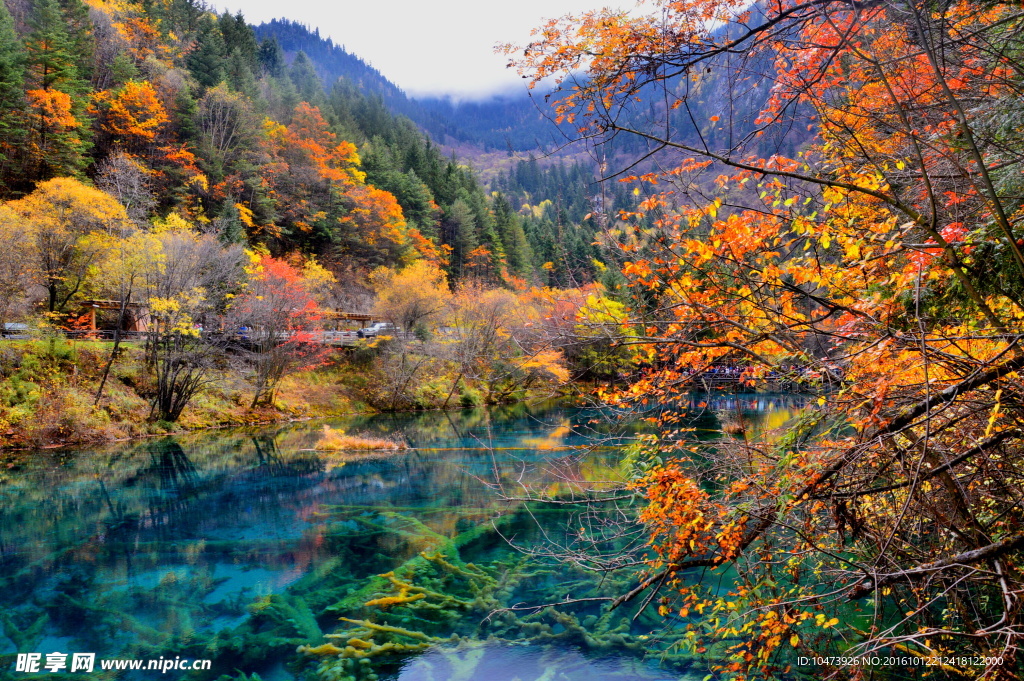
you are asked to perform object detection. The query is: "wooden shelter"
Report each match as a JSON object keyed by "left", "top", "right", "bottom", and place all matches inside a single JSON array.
[{"left": 77, "top": 300, "right": 150, "bottom": 332}]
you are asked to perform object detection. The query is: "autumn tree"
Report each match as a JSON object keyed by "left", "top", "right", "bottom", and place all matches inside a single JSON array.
[
  {"left": 0, "top": 205, "right": 34, "bottom": 327},
  {"left": 84, "top": 228, "right": 163, "bottom": 403},
  {"left": 511, "top": 0, "right": 1024, "bottom": 676},
  {"left": 94, "top": 80, "right": 170, "bottom": 153},
  {"left": 367, "top": 259, "right": 451, "bottom": 334},
  {"left": 569, "top": 292, "right": 640, "bottom": 379},
  {"left": 9, "top": 177, "right": 131, "bottom": 314},
  {"left": 227, "top": 253, "right": 330, "bottom": 408},
  {"left": 361, "top": 139, "right": 441, "bottom": 237},
  {"left": 444, "top": 283, "right": 568, "bottom": 403},
  {"left": 95, "top": 150, "right": 156, "bottom": 221},
  {"left": 194, "top": 83, "right": 260, "bottom": 184},
  {"left": 259, "top": 101, "right": 411, "bottom": 264},
  {"left": 142, "top": 218, "right": 244, "bottom": 421}
]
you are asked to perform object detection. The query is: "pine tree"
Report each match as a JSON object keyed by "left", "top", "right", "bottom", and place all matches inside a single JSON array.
[
  {"left": 24, "top": 0, "right": 91, "bottom": 180},
  {"left": 289, "top": 51, "right": 324, "bottom": 107},
  {"left": 492, "top": 193, "right": 532, "bottom": 276},
  {"left": 0, "top": 1, "right": 26, "bottom": 188},
  {"left": 186, "top": 14, "right": 225, "bottom": 89},
  {"left": 216, "top": 199, "right": 245, "bottom": 244},
  {"left": 444, "top": 198, "right": 477, "bottom": 281},
  {"left": 257, "top": 37, "right": 284, "bottom": 77},
  {"left": 225, "top": 47, "right": 258, "bottom": 97},
  {"left": 26, "top": 0, "right": 84, "bottom": 91},
  {"left": 56, "top": 0, "right": 94, "bottom": 84},
  {"left": 219, "top": 11, "right": 257, "bottom": 68}
]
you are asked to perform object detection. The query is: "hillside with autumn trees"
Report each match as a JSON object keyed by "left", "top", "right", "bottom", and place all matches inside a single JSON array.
[
  {"left": 0, "top": 0, "right": 599, "bottom": 288},
  {"left": 7, "top": 0, "right": 1024, "bottom": 677},
  {"left": 0, "top": 0, "right": 642, "bottom": 449}
]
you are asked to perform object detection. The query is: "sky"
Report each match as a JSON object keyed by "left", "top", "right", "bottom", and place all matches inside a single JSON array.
[{"left": 215, "top": 0, "right": 623, "bottom": 99}]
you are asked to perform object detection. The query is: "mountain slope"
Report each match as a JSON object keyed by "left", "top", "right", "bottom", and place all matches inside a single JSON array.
[{"left": 254, "top": 19, "right": 564, "bottom": 152}]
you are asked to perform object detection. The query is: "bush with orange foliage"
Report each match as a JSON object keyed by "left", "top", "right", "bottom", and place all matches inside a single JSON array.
[{"left": 511, "top": 0, "right": 1024, "bottom": 675}]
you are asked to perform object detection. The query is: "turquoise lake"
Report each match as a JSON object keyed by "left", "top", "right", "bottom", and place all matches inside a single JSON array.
[{"left": 0, "top": 396, "right": 805, "bottom": 681}]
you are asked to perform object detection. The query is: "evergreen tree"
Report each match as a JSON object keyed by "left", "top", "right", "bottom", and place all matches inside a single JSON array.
[
  {"left": 288, "top": 51, "right": 324, "bottom": 107},
  {"left": 219, "top": 11, "right": 257, "bottom": 69},
  {"left": 24, "top": 0, "right": 91, "bottom": 180},
  {"left": 0, "top": 1, "right": 26, "bottom": 184},
  {"left": 327, "top": 79, "right": 367, "bottom": 141},
  {"left": 172, "top": 86, "right": 200, "bottom": 142},
  {"left": 216, "top": 199, "right": 246, "bottom": 244},
  {"left": 159, "top": 0, "right": 205, "bottom": 43},
  {"left": 462, "top": 185, "right": 502, "bottom": 271},
  {"left": 492, "top": 193, "right": 532, "bottom": 276},
  {"left": 26, "top": 0, "right": 84, "bottom": 91},
  {"left": 257, "top": 37, "right": 284, "bottom": 77},
  {"left": 225, "top": 47, "right": 258, "bottom": 97},
  {"left": 444, "top": 198, "right": 477, "bottom": 281},
  {"left": 108, "top": 52, "right": 140, "bottom": 87},
  {"left": 261, "top": 71, "right": 300, "bottom": 123},
  {"left": 186, "top": 14, "right": 225, "bottom": 89},
  {"left": 56, "top": 0, "right": 94, "bottom": 84}
]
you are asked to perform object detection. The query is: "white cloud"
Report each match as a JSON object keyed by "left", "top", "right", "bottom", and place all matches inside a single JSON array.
[{"left": 216, "top": 0, "right": 625, "bottom": 98}]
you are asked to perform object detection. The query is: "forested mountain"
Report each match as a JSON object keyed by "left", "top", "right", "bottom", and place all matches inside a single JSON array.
[
  {"left": 0, "top": 0, "right": 601, "bottom": 291},
  {"left": 492, "top": 157, "right": 635, "bottom": 289},
  {"left": 253, "top": 18, "right": 567, "bottom": 153},
  {"left": 252, "top": 19, "right": 405, "bottom": 107},
  {"left": 0, "top": 0, "right": 800, "bottom": 312}
]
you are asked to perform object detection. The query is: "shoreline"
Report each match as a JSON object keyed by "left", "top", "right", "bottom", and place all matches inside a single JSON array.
[{"left": 0, "top": 338, "right": 580, "bottom": 460}]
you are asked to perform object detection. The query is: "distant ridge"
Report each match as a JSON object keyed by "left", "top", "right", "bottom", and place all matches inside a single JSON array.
[
  {"left": 254, "top": 19, "right": 407, "bottom": 102},
  {"left": 254, "top": 19, "right": 565, "bottom": 153}
]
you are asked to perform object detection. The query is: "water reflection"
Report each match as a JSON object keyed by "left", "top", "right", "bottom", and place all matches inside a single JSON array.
[
  {"left": 0, "top": 396, "right": 802, "bottom": 679},
  {"left": 396, "top": 642, "right": 704, "bottom": 680}
]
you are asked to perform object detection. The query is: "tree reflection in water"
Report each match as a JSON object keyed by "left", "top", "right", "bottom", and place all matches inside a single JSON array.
[{"left": 0, "top": 398, "right": 802, "bottom": 679}]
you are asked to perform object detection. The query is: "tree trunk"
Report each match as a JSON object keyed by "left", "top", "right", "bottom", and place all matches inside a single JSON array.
[{"left": 94, "top": 289, "right": 131, "bottom": 405}]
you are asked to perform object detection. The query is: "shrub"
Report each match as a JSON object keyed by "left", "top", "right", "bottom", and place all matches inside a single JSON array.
[
  {"left": 26, "top": 386, "right": 115, "bottom": 444},
  {"left": 412, "top": 378, "right": 450, "bottom": 409},
  {"left": 315, "top": 426, "right": 407, "bottom": 451},
  {"left": 459, "top": 387, "right": 483, "bottom": 408}
]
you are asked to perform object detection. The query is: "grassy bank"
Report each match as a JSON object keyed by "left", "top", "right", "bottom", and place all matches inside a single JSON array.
[
  {"left": 0, "top": 338, "right": 369, "bottom": 455},
  {"left": 0, "top": 337, "right": 570, "bottom": 457}
]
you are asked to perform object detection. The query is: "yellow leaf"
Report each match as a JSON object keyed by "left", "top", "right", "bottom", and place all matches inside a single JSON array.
[
  {"left": 985, "top": 389, "right": 1002, "bottom": 437},
  {"left": 790, "top": 634, "right": 799, "bottom": 647}
]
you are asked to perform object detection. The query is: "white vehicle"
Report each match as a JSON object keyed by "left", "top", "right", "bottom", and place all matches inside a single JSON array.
[
  {"left": 357, "top": 322, "right": 399, "bottom": 338},
  {"left": 1, "top": 323, "right": 30, "bottom": 339}
]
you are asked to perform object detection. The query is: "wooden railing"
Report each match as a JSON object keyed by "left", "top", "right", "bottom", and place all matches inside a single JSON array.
[{"left": 49, "top": 329, "right": 414, "bottom": 347}]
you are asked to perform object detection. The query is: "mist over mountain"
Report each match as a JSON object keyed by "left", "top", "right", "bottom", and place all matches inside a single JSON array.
[
  {"left": 254, "top": 19, "right": 564, "bottom": 152},
  {"left": 255, "top": 11, "right": 807, "bottom": 170}
]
